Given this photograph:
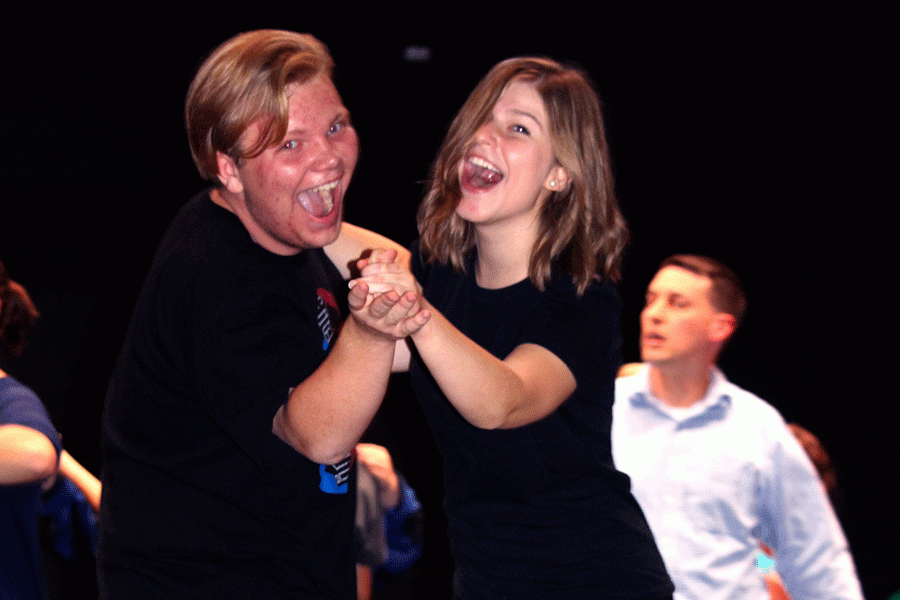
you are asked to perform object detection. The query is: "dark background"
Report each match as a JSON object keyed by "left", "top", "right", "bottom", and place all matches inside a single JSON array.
[{"left": 1, "top": 10, "right": 893, "bottom": 599}]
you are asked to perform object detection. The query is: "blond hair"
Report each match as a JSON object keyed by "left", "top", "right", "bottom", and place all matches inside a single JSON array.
[{"left": 185, "top": 30, "right": 333, "bottom": 181}]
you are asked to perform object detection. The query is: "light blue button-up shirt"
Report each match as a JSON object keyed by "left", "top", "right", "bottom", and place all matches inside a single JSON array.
[{"left": 612, "top": 365, "right": 863, "bottom": 600}]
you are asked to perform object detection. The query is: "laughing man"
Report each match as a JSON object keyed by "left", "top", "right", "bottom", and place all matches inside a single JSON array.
[{"left": 98, "top": 30, "right": 427, "bottom": 600}]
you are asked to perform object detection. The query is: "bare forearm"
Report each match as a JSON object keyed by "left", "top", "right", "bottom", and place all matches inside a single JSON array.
[
  {"left": 274, "top": 315, "right": 397, "bottom": 464},
  {"left": 410, "top": 305, "right": 527, "bottom": 429},
  {"left": 58, "top": 450, "right": 102, "bottom": 513},
  {"left": 275, "top": 275, "right": 429, "bottom": 463},
  {"left": 410, "top": 299, "right": 577, "bottom": 429}
]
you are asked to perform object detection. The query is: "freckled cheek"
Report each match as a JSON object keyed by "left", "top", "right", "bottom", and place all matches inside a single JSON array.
[
  {"left": 263, "top": 163, "right": 304, "bottom": 194},
  {"left": 251, "top": 166, "right": 270, "bottom": 189}
]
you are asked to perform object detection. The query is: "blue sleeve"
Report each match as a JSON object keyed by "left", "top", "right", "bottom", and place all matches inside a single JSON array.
[
  {"left": 0, "top": 378, "right": 61, "bottom": 457},
  {"left": 381, "top": 475, "right": 424, "bottom": 574},
  {"left": 761, "top": 426, "right": 863, "bottom": 599}
]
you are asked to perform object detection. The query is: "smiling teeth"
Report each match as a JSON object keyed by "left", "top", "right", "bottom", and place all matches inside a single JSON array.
[
  {"left": 468, "top": 157, "right": 500, "bottom": 174},
  {"left": 298, "top": 181, "right": 339, "bottom": 217},
  {"left": 312, "top": 182, "right": 338, "bottom": 211}
]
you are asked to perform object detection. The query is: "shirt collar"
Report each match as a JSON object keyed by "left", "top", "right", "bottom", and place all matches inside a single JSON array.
[{"left": 628, "top": 364, "right": 732, "bottom": 424}]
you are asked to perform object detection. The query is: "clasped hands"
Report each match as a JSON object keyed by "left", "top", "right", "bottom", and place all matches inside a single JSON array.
[{"left": 348, "top": 248, "right": 430, "bottom": 340}]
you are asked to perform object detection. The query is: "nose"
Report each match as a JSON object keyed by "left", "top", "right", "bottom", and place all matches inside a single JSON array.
[
  {"left": 642, "top": 299, "right": 664, "bottom": 323},
  {"left": 473, "top": 119, "right": 500, "bottom": 147},
  {"left": 311, "top": 136, "right": 342, "bottom": 170}
]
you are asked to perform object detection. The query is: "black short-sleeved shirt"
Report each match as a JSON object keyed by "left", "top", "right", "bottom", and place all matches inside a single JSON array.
[
  {"left": 99, "top": 191, "right": 356, "bottom": 599},
  {"left": 409, "top": 247, "right": 673, "bottom": 600}
]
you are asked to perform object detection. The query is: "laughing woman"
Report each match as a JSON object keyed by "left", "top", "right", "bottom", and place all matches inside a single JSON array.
[{"left": 352, "top": 57, "right": 674, "bottom": 600}]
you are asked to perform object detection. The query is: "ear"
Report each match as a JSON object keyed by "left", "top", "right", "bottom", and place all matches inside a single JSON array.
[
  {"left": 215, "top": 151, "right": 244, "bottom": 194},
  {"left": 544, "top": 164, "right": 571, "bottom": 193},
  {"left": 709, "top": 313, "right": 736, "bottom": 343}
]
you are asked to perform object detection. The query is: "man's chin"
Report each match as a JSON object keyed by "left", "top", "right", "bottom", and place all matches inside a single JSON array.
[{"left": 298, "top": 218, "right": 343, "bottom": 250}]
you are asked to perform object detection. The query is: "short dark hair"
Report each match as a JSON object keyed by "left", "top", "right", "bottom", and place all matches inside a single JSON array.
[
  {"left": 660, "top": 254, "right": 747, "bottom": 326},
  {"left": 0, "top": 260, "right": 40, "bottom": 356}
]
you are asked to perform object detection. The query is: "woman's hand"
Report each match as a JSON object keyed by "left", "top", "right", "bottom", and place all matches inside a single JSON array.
[
  {"left": 351, "top": 248, "right": 422, "bottom": 299},
  {"left": 348, "top": 248, "right": 429, "bottom": 340}
]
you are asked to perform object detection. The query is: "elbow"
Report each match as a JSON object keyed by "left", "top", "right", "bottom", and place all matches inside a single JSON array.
[
  {"left": 288, "top": 431, "right": 350, "bottom": 465},
  {"left": 272, "top": 405, "right": 350, "bottom": 465},
  {"left": 472, "top": 393, "right": 552, "bottom": 430},
  {"left": 22, "top": 438, "right": 59, "bottom": 482},
  {"left": 301, "top": 446, "right": 351, "bottom": 466},
  {"left": 467, "top": 404, "right": 517, "bottom": 431},
  {"left": 459, "top": 385, "right": 530, "bottom": 430}
]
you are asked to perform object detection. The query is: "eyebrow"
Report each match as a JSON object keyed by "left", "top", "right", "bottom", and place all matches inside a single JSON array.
[
  {"left": 646, "top": 289, "right": 688, "bottom": 302},
  {"left": 507, "top": 108, "right": 543, "bottom": 130},
  {"left": 283, "top": 109, "right": 351, "bottom": 137}
]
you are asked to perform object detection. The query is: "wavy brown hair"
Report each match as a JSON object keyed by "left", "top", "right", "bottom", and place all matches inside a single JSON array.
[
  {"left": 185, "top": 29, "right": 333, "bottom": 181},
  {"left": 417, "top": 56, "right": 628, "bottom": 294}
]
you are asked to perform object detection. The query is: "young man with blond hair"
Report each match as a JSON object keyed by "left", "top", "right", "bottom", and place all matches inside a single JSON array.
[{"left": 99, "top": 30, "right": 425, "bottom": 599}]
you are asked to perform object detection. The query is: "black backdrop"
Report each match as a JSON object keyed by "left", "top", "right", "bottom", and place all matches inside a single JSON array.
[{"left": 1, "top": 10, "right": 893, "bottom": 599}]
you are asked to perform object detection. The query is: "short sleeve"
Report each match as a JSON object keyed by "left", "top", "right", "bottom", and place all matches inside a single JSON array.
[
  {"left": 0, "top": 380, "right": 61, "bottom": 457},
  {"left": 520, "top": 280, "right": 621, "bottom": 391}
]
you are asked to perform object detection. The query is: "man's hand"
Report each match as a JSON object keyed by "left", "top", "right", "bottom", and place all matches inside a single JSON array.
[{"left": 348, "top": 248, "right": 429, "bottom": 339}]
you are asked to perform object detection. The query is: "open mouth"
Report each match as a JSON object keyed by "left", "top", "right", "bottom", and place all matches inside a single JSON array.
[
  {"left": 461, "top": 156, "right": 503, "bottom": 190},
  {"left": 643, "top": 333, "right": 665, "bottom": 345},
  {"left": 297, "top": 181, "right": 339, "bottom": 218}
]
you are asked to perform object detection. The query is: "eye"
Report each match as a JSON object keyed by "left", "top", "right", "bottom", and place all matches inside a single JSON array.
[
  {"left": 282, "top": 140, "right": 299, "bottom": 150},
  {"left": 329, "top": 117, "right": 352, "bottom": 136},
  {"left": 511, "top": 124, "right": 531, "bottom": 135}
]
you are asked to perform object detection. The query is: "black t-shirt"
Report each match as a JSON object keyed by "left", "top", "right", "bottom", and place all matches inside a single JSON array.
[
  {"left": 409, "top": 247, "right": 673, "bottom": 600},
  {"left": 99, "top": 191, "right": 356, "bottom": 599}
]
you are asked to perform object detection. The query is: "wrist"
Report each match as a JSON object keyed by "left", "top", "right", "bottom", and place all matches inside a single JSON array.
[
  {"left": 346, "top": 311, "right": 403, "bottom": 347},
  {"left": 409, "top": 298, "right": 437, "bottom": 343}
]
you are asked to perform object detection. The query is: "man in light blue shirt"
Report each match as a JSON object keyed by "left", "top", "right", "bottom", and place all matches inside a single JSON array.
[{"left": 612, "top": 254, "right": 863, "bottom": 600}]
